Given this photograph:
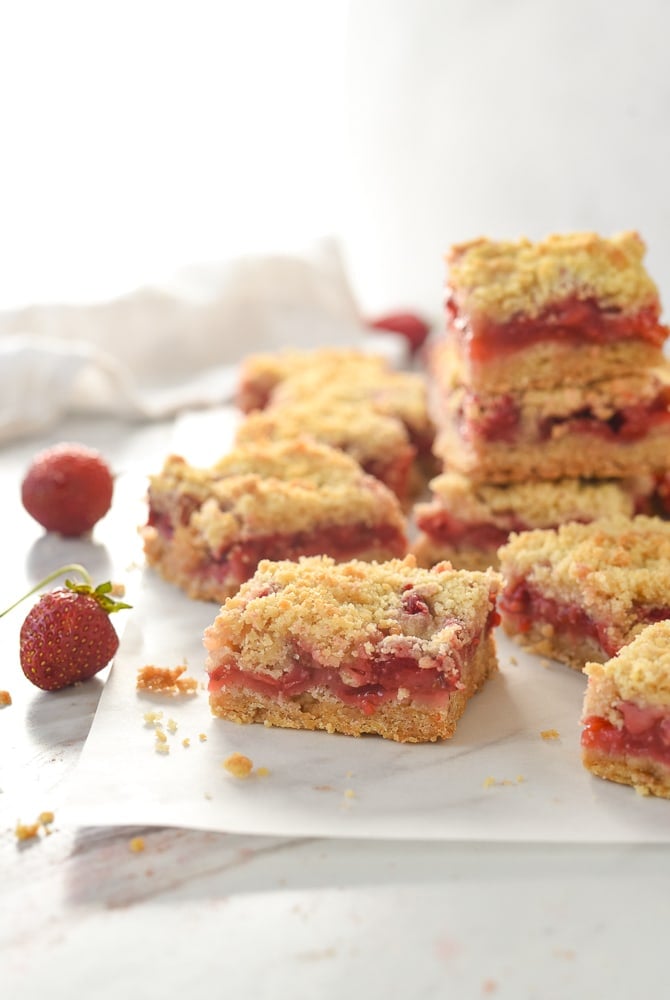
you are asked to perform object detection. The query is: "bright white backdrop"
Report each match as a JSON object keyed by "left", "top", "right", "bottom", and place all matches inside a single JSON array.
[{"left": 2, "top": 1, "right": 670, "bottom": 324}]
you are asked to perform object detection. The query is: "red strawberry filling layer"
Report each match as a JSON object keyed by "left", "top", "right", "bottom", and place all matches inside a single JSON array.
[
  {"left": 582, "top": 701, "right": 670, "bottom": 767},
  {"left": 149, "top": 505, "right": 406, "bottom": 588},
  {"left": 416, "top": 508, "right": 527, "bottom": 552},
  {"left": 447, "top": 295, "right": 666, "bottom": 363},
  {"left": 459, "top": 390, "right": 670, "bottom": 445},
  {"left": 499, "top": 579, "right": 670, "bottom": 660}
]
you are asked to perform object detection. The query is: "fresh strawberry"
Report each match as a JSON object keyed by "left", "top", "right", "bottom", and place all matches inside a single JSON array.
[
  {"left": 366, "top": 311, "right": 432, "bottom": 353},
  {"left": 1, "top": 565, "right": 131, "bottom": 692},
  {"left": 21, "top": 442, "right": 114, "bottom": 537}
]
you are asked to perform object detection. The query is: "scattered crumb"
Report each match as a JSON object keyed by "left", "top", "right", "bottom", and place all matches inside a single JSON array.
[
  {"left": 199, "top": 733, "right": 207, "bottom": 742},
  {"left": 540, "top": 659, "right": 552, "bottom": 669},
  {"left": 516, "top": 775, "right": 526, "bottom": 784},
  {"left": 155, "top": 742, "right": 170, "bottom": 755},
  {"left": 223, "top": 752, "right": 254, "bottom": 778},
  {"left": 482, "top": 979, "right": 498, "bottom": 994},
  {"left": 0, "top": 690, "right": 12, "bottom": 707},
  {"left": 14, "top": 811, "right": 55, "bottom": 842},
  {"left": 483, "top": 776, "right": 496, "bottom": 789},
  {"left": 166, "top": 718, "right": 178, "bottom": 734},
  {"left": 344, "top": 788, "right": 356, "bottom": 799},
  {"left": 110, "top": 582, "right": 126, "bottom": 598},
  {"left": 143, "top": 710, "right": 164, "bottom": 727},
  {"left": 129, "top": 836, "right": 145, "bottom": 853},
  {"left": 15, "top": 821, "right": 40, "bottom": 842},
  {"left": 182, "top": 738, "right": 191, "bottom": 748},
  {"left": 155, "top": 729, "right": 168, "bottom": 743},
  {"left": 136, "top": 664, "right": 198, "bottom": 696},
  {"left": 256, "top": 766, "right": 270, "bottom": 777},
  {"left": 509, "top": 656, "right": 517, "bottom": 666},
  {"left": 541, "top": 729, "right": 560, "bottom": 741}
]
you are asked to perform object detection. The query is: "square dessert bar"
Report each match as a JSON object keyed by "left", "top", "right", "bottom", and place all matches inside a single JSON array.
[
  {"left": 236, "top": 399, "right": 416, "bottom": 502},
  {"left": 582, "top": 620, "right": 670, "bottom": 799},
  {"left": 237, "top": 347, "right": 435, "bottom": 460},
  {"left": 497, "top": 515, "right": 670, "bottom": 670},
  {"left": 445, "top": 231, "right": 668, "bottom": 394},
  {"left": 143, "top": 438, "right": 408, "bottom": 604},
  {"left": 204, "top": 555, "right": 502, "bottom": 743},
  {"left": 412, "top": 472, "right": 652, "bottom": 572},
  {"left": 430, "top": 341, "right": 670, "bottom": 483}
]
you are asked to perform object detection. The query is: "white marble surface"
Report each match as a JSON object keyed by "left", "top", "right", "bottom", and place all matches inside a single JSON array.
[{"left": 2, "top": 415, "right": 670, "bottom": 999}]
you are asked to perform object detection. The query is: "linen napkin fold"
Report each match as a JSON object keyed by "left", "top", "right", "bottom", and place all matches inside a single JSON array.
[{"left": 0, "top": 240, "right": 404, "bottom": 443}]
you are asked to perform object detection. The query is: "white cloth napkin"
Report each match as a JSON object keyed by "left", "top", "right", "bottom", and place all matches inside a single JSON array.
[{"left": 0, "top": 240, "right": 405, "bottom": 443}]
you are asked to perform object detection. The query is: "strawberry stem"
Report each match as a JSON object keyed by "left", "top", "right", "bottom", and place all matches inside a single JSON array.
[{"left": 0, "top": 564, "right": 92, "bottom": 618}]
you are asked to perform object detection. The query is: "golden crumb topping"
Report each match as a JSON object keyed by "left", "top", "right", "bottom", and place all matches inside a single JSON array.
[
  {"left": 136, "top": 664, "right": 199, "bottom": 695},
  {"left": 585, "top": 620, "right": 670, "bottom": 707},
  {"left": 447, "top": 231, "right": 660, "bottom": 323},
  {"left": 235, "top": 400, "right": 410, "bottom": 468},
  {"left": 499, "top": 515, "right": 670, "bottom": 620},
  {"left": 204, "top": 554, "right": 500, "bottom": 679},
  {"left": 238, "top": 348, "right": 390, "bottom": 407},
  {"left": 424, "top": 472, "right": 637, "bottom": 526},
  {"left": 222, "top": 752, "right": 254, "bottom": 778},
  {"left": 148, "top": 438, "right": 405, "bottom": 549}
]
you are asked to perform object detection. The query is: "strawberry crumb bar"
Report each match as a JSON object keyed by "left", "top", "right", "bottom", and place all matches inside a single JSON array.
[
  {"left": 497, "top": 515, "right": 670, "bottom": 669},
  {"left": 143, "top": 439, "right": 407, "bottom": 603},
  {"left": 413, "top": 472, "right": 653, "bottom": 572},
  {"left": 430, "top": 341, "right": 670, "bottom": 483},
  {"left": 582, "top": 620, "right": 670, "bottom": 798},
  {"left": 445, "top": 231, "right": 668, "bottom": 394},
  {"left": 236, "top": 400, "right": 416, "bottom": 501},
  {"left": 204, "top": 555, "right": 501, "bottom": 743}
]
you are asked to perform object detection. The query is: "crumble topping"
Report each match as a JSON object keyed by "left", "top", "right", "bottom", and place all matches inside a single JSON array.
[
  {"left": 204, "top": 554, "right": 501, "bottom": 679},
  {"left": 585, "top": 620, "right": 670, "bottom": 708},
  {"left": 149, "top": 438, "right": 405, "bottom": 546},
  {"left": 447, "top": 231, "right": 660, "bottom": 323},
  {"left": 136, "top": 664, "right": 199, "bottom": 695},
  {"left": 222, "top": 752, "right": 254, "bottom": 778},
  {"left": 499, "top": 515, "right": 670, "bottom": 622},
  {"left": 421, "top": 472, "right": 638, "bottom": 527},
  {"left": 236, "top": 399, "right": 411, "bottom": 470}
]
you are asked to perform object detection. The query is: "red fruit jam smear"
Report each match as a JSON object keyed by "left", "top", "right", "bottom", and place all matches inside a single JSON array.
[
  {"left": 582, "top": 701, "right": 670, "bottom": 766},
  {"left": 500, "top": 580, "right": 670, "bottom": 659},
  {"left": 447, "top": 296, "right": 667, "bottom": 363},
  {"left": 416, "top": 508, "right": 527, "bottom": 551}
]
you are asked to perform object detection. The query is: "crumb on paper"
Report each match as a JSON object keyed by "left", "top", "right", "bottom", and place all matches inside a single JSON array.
[
  {"left": 314, "top": 784, "right": 334, "bottom": 792},
  {"left": 110, "top": 582, "right": 126, "bottom": 598},
  {"left": 223, "top": 752, "right": 254, "bottom": 778},
  {"left": 483, "top": 776, "right": 496, "bottom": 789},
  {"left": 509, "top": 656, "right": 517, "bottom": 666},
  {"left": 516, "top": 775, "right": 526, "bottom": 783},
  {"left": 143, "top": 710, "right": 164, "bottom": 727},
  {"left": 0, "top": 690, "right": 12, "bottom": 707},
  {"left": 129, "top": 836, "right": 145, "bottom": 853},
  {"left": 256, "top": 766, "right": 270, "bottom": 777},
  {"left": 482, "top": 979, "right": 498, "bottom": 994},
  {"left": 166, "top": 718, "right": 178, "bottom": 734},
  {"left": 541, "top": 729, "right": 560, "bottom": 741},
  {"left": 155, "top": 729, "right": 167, "bottom": 743},
  {"left": 155, "top": 741, "right": 170, "bottom": 755},
  {"left": 15, "top": 811, "right": 55, "bottom": 843},
  {"left": 199, "top": 733, "right": 207, "bottom": 742},
  {"left": 344, "top": 788, "right": 356, "bottom": 799},
  {"left": 136, "top": 664, "right": 198, "bottom": 696},
  {"left": 540, "top": 659, "right": 552, "bottom": 670},
  {"left": 182, "top": 737, "right": 191, "bottom": 748}
]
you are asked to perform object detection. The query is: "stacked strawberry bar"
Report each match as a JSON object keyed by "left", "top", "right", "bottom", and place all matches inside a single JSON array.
[
  {"left": 204, "top": 554, "right": 501, "bottom": 742},
  {"left": 236, "top": 347, "right": 435, "bottom": 501},
  {"left": 582, "top": 620, "right": 670, "bottom": 799},
  {"left": 418, "top": 232, "right": 669, "bottom": 569},
  {"left": 143, "top": 438, "right": 407, "bottom": 603}
]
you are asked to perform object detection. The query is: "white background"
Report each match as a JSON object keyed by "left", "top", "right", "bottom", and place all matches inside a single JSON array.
[{"left": 2, "top": 0, "right": 669, "bottom": 323}]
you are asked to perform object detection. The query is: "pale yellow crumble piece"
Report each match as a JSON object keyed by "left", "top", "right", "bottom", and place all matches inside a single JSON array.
[
  {"left": 155, "top": 729, "right": 167, "bottom": 743},
  {"left": 143, "top": 710, "right": 164, "bottom": 727},
  {"left": 0, "top": 690, "right": 12, "bottom": 707},
  {"left": 516, "top": 775, "right": 526, "bottom": 784},
  {"left": 155, "top": 741, "right": 170, "bottom": 755},
  {"left": 541, "top": 729, "right": 560, "bottom": 741},
  {"left": 110, "top": 582, "right": 126, "bottom": 597},
  {"left": 167, "top": 718, "right": 178, "bottom": 734},
  {"left": 223, "top": 752, "right": 253, "bottom": 778},
  {"left": 182, "top": 738, "right": 191, "bottom": 748},
  {"left": 129, "top": 836, "right": 146, "bottom": 852},
  {"left": 483, "top": 776, "right": 496, "bottom": 789},
  {"left": 344, "top": 789, "right": 356, "bottom": 799},
  {"left": 136, "top": 664, "right": 199, "bottom": 696},
  {"left": 256, "top": 766, "right": 270, "bottom": 777},
  {"left": 38, "top": 811, "right": 55, "bottom": 827},
  {"left": 199, "top": 733, "right": 208, "bottom": 742},
  {"left": 14, "top": 821, "right": 40, "bottom": 842}
]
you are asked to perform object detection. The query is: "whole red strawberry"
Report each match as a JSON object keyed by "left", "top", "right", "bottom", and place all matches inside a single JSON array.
[
  {"left": 1, "top": 565, "right": 131, "bottom": 692},
  {"left": 21, "top": 443, "right": 114, "bottom": 537}
]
